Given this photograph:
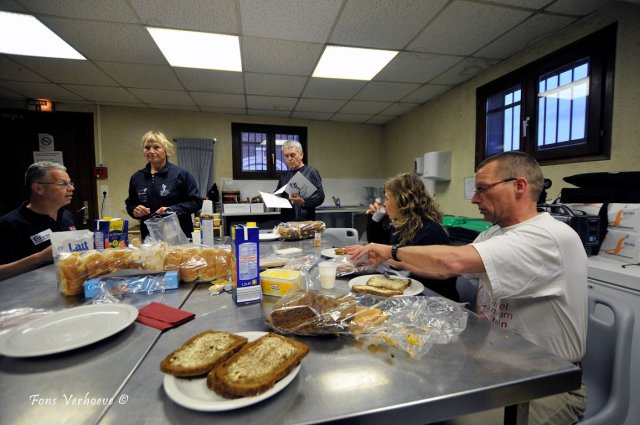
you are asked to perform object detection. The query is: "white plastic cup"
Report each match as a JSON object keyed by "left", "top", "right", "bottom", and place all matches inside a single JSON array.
[
  {"left": 202, "top": 200, "right": 213, "bottom": 215},
  {"left": 318, "top": 261, "right": 338, "bottom": 289},
  {"left": 372, "top": 205, "right": 387, "bottom": 222}
]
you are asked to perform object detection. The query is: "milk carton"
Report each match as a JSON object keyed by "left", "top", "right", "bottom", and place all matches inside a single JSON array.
[
  {"left": 232, "top": 223, "right": 261, "bottom": 305},
  {"left": 598, "top": 229, "right": 640, "bottom": 263},
  {"left": 94, "top": 218, "right": 128, "bottom": 249},
  {"left": 50, "top": 230, "right": 94, "bottom": 262},
  {"left": 607, "top": 203, "right": 640, "bottom": 232}
]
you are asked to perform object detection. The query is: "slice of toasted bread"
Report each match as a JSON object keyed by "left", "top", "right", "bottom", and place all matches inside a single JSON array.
[
  {"left": 160, "top": 331, "right": 248, "bottom": 377},
  {"left": 207, "top": 332, "right": 309, "bottom": 398},
  {"left": 352, "top": 284, "right": 404, "bottom": 297},
  {"left": 366, "top": 275, "right": 411, "bottom": 291}
]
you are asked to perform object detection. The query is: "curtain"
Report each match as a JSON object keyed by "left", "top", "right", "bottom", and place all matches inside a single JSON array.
[{"left": 175, "top": 137, "right": 215, "bottom": 197}]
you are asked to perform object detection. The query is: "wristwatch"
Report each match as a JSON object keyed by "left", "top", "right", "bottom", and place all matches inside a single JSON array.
[{"left": 391, "top": 244, "right": 399, "bottom": 261}]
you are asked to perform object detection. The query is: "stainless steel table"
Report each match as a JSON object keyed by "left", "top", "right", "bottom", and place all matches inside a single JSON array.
[
  {"left": 101, "top": 240, "right": 581, "bottom": 425},
  {"left": 0, "top": 264, "right": 196, "bottom": 425}
]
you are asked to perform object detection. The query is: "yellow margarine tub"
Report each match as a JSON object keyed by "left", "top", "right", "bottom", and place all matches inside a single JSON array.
[{"left": 260, "top": 269, "right": 303, "bottom": 297}]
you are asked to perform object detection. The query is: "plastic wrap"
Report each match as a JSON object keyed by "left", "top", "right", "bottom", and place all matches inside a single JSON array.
[
  {"left": 276, "top": 221, "right": 326, "bottom": 240},
  {"left": 282, "top": 254, "right": 319, "bottom": 273},
  {"left": 266, "top": 288, "right": 468, "bottom": 359},
  {"left": 90, "top": 274, "right": 171, "bottom": 304},
  {"left": 0, "top": 308, "right": 51, "bottom": 336},
  {"left": 334, "top": 255, "right": 373, "bottom": 277}
]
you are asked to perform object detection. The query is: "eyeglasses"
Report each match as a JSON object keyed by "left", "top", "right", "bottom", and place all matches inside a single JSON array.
[
  {"left": 37, "top": 180, "right": 75, "bottom": 188},
  {"left": 474, "top": 177, "right": 516, "bottom": 195}
]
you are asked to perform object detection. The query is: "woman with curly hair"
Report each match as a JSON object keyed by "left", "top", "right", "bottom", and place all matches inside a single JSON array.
[{"left": 366, "top": 173, "right": 458, "bottom": 301}]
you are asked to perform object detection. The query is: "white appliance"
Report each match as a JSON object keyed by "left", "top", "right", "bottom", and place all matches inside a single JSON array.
[
  {"left": 414, "top": 151, "right": 452, "bottom": 195},
  {"left": 587, "top": 255, "right": 640, "bottom": 425}
]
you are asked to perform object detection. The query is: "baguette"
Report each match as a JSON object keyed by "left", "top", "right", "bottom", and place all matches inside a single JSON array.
[
  {"left": 207, "top": 333, "right": 310, "bottom": 398},
  {"left": 351, "top": 284, "right": 404, "bottom": 297},
  {"left": 160, "top": 331, "right": 248, "bottom": 377},
  {"left": 366, "top": 275, "right": 411, "bottom": 291}
]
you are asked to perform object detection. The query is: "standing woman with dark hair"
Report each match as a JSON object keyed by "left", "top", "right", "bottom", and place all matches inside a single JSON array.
[
  {"left": 366, "top": 173, "right": 458, "bottom": 301},
  {"left": 125, "top": 131, "right": 202, "bottom": 241}
]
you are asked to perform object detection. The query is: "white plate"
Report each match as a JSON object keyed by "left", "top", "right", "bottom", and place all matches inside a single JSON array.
[
  {"left": 348, "top": 274, "right": 424, "bottom": 297},
  {"left": 0, "top": 303, "right": 138, "bottom": 358},
  {"left": 321, "top": 248, "right": 347, "bottom": 258},
  {"left": 274, "top": 247, "right": 303, "bottom": 256},
  {"left": 163, "top": 331, "right": 301, "bottom": 411},
  {"left": 259, "top": 233, "right": 280, "bottom": 241}
]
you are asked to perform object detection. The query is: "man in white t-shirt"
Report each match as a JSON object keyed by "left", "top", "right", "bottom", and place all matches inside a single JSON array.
[{"left": 347, "top": 151, "right": 587, "bottom": 425}]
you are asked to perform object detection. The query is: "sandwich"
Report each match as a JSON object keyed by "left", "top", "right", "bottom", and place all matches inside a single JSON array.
[
  {"left": 351, "top": 285, "right": 404, "bottom": 298},
  {"left": 160, "top": 330, "right": 248, "bottom": 377},
  {"left": 366, "top": 275, "right": 411, "bottom": 291},
  {"left": 207, "top": 332, "right": 310, "bottom": 398}
]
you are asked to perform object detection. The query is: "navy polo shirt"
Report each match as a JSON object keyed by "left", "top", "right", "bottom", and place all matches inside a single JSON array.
[{"left": 0, "top": 202, "right": 76, "bottom": 264}]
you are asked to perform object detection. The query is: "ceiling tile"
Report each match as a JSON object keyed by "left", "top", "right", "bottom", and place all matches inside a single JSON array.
[
  {"left": 290, "top": 111, "right": 334, "bottom": 120},
  {"left": 19, "top": 0, "right": 140, "bottom": 22},
  {"left": 239, "top": 0, "right": 342, "bottom": 43},
  {"left": 97, "top": 62, "right": 183, "bottom": 89},
  {"left": 40, "top": 17, "right": 166, "bottom": 64},
  {"left": 375, "top": 52, "right": 462, "bottom": 83},
  {"left": 244, "top": 73, "right": 307, "bottom": 97},
  {"left": 295, "top": 98, "right": 347, "bottom": 113},
  {"left": 366, "top": 115, "right": 395, "bottom": 125},
  {"left": 1, "top": 81, "right": 84, "bottom": 100},
  {"left": 302, "top": 78, "right": 366, "bottom": 99},
  {"left": 331, "top": 113, "right": 372, "bottom": 123},
  {"left": 330, "top": 0, "right": 448, "bottom": 49},
  {"left": 12, "top": 57, "right": 118, "bottom": 86},
  {"left": 246, "top": 95, "right": 297, "bottom": 111},
  {"left": 60, "top": 84, "right": 140, "bottom": 102},
  {"left": 147, "top": 103, "right": 200, "bottom": 111},
  {"left": 408, "top": 0, "right": 531, "bottom": 55},
  {"left": 380, "top": 102, "right": 421, "bottom": 116},
  {"left": 247, "top": 108, "right": 291, "bottom": 118},
  {"left": 489, "top": 0, "right": 551, "bottom": 8},
  {"left": 174, "top": 69, "right": 244, "bottom": 93},
  {"left": 129, "top": 0, "right": 237, "bottom": 33},
  {"left": 200, "top": 106, "right": 247, "bottom": 115},
  {"left": 339, "top": 100, "right": 392, "bottom": 115},
  {"left": 0, "top": 56, "right": 47, "bottom": 82},
  {"left": 475, "top": 13, "right": 577, "bottom": 59},
  {"left": 0, "top": 0, "right": 27, "bottom": 13},
  {"left": 128, "top": 88, "right": 195, "bottom": 105},
  {"left": 242, "top": 37, "right": 323, "bottom": 75},
  {"left": 431, "top": 57, "right": 500, "bottom": 85},
  {"left": 0, "top": 85, "right": 24, "bottom": 98},
  {"left": 355, "top": 81, "right": 421, "bottom": 102},
  {"left": 401, "top": 84, "right": 451, "bottom": 103},
  {"left": 190, "top": 92, "right": 246, "bottom": 108},
  {"left": 545, "top": 0, "right": 613, "bottom": 15}
]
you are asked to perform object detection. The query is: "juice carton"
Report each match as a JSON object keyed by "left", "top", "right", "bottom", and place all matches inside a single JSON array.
[
  {"left": 232, "top": 223, "right": 261, "bottom": 304},
  {"left": 94, "top": 217, "right": 129, "bottom": 249}
]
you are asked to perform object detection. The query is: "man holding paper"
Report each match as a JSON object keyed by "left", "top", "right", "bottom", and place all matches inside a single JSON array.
[{"left": 275, "top": 140, "right": 324, "bottom": 222}]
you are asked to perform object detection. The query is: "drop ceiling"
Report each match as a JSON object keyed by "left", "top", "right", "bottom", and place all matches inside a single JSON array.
[{"left": 0, "top": 0, "right": 630, "bottom": 125}]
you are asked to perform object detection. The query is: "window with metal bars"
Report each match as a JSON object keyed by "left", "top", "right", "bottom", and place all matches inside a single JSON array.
[
  {"left": 475, "top": 24, "right": 615, "bottom": 167},
  {"left": 232, "top": 123, "right": 307, "bottom": 179}
]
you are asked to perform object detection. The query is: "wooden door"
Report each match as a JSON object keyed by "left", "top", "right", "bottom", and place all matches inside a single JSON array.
[{"left": 1, "top": 109, "right": 97, "bottom": 229}]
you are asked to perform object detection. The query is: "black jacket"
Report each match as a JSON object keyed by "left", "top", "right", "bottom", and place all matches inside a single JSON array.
[
  {"left": 126, "top": 162, "right": 202, "bottom": 240},
  {"left": 276, "top": 165, "right": 325, "bottom": 222}
]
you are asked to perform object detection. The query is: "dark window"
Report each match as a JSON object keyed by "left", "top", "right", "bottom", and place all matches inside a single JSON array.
[
  {"left": 232, "top": 123, "right": 307, "bottom": 179},
  {"left": 476, "top": 24, "right": 616, "bottom": 167}
]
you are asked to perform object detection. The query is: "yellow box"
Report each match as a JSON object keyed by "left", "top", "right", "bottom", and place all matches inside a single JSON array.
[{"left": 260, "top": 269, "right": 303, "bottom": 297}]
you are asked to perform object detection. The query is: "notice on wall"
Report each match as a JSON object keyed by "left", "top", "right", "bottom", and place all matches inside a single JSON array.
[
  {"left": 33, "top": 151, "right": 64, "bottom": 165},
  {"left": 38, "top": 133, "right": 54, "bottom": 151},
  {"left": 464, "top": 176, "right": 476, "bottom": 200}
]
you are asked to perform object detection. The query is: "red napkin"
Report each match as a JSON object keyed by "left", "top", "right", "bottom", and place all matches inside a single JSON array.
[{"left": 136, "top": 302, "right": 195, "bottom": 331}]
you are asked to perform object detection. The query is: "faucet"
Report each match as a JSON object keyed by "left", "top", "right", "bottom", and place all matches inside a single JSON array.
[{"left": 332, "top": 196, "right": 341, "bottom": 207}]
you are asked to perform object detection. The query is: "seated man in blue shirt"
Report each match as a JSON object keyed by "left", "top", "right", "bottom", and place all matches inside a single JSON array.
[{"left": 0, "top": 162, "right": 77, "bottom": 280}]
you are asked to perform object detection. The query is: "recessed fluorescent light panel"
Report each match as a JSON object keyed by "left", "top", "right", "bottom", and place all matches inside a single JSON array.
[
  {"left": 147, "top": 27, "right": 242, "bottom": 72},
  {"left": 0, "top": 11, "right": 85, "bottom": 60},
  {"left": 312, "top": 46, "right": 398, "bottom": 81}
]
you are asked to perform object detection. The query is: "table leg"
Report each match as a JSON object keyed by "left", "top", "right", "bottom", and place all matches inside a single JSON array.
[{"left": 504, "top": 402, "right": 529, "bottom": 425}]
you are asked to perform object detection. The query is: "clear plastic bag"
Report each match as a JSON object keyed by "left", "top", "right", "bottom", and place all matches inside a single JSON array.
[
  {"left": 145, "top": 210, "right": 189, "bottom": 245},
  {"left": 276, "top": 221, "right": 326, "bottom": 240},
  {"left": 0, "top": 307, "right": 51, "bottom": 336},
  {"left": 266, "top": 286, "right": 468, "bottom": 359},
  {"left": 334, "top": 254, "right": 373, "bottom": 277}
]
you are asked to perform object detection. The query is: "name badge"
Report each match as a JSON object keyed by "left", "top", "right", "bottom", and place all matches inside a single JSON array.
[{"left": 30, "top": 229, "right": 52, "bottom": 246}]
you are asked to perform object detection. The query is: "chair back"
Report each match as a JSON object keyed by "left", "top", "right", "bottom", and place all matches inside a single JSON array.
[
  {"left": 323, "top": 228, "right": 359, "bottom": 246},
  {"left": 580, "top": 289, "right": 634, "bottom": 424},
  {"left": 455, "top": 276, "right": 478, "bottom": 311}
]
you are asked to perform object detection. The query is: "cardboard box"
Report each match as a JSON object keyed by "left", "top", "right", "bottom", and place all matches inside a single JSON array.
[
  {"left": 598, "top": 229, "right": 640, "bottom": 263},
  {"left": 250, "top": 202, "right": 265, "bottom": 213},
  {"left": 224, "top": 203, "right": 252, "bottom": 214},
  {"left": 232, "top": 224, "right": 262, "bottom": 304},
  {"left": 607, "top": 203, "right": 640, "bottom": 232},
  {"left": 260, "top": 269, "right": 303, "bottom": 297},
  {"left": 94, "top": 218, "right": 128, "bottom": 249}
]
